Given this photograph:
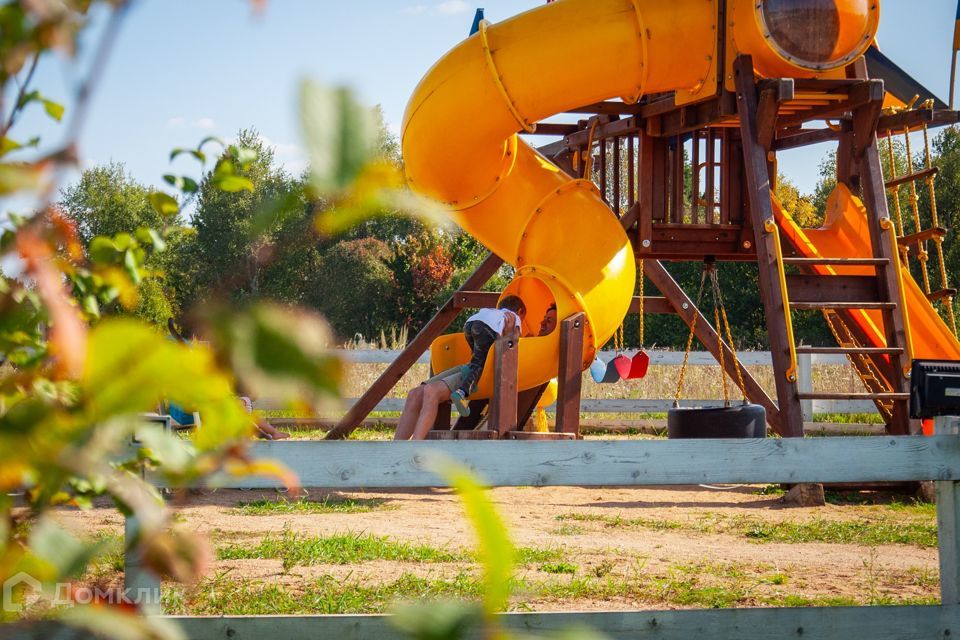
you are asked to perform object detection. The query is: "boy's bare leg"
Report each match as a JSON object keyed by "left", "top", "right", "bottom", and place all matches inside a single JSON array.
[
  {"left": 411, "top": 381, "right": 452, "bottom": 440},
  {"left": 395, "top": 386, "right": 425, "bottom": 440},
  {"left": 256, "top": 419, "right": 290, "bottom": 440}
]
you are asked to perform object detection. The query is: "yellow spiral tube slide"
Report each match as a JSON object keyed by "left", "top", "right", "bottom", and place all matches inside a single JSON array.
[{"left": 402, "top": 0, "right": 879, "bottom": 399}]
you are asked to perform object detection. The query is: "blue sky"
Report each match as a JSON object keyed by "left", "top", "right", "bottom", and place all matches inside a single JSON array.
[{"left": 9, "top": 0, "right": 960, "bottom": 203}]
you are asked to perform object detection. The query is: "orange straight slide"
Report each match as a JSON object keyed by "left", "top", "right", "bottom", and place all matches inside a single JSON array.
[{"left": 774, "top": 183, "right": 960, "bottom": 362}]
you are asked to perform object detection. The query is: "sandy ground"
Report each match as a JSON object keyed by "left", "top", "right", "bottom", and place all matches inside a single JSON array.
[{"left": 51, "top": 483, "right": 939, "bottom": 612}]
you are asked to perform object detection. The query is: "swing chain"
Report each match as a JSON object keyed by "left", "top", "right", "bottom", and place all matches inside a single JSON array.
[
  {"left": 711, "top": 267, "right": 748, "bottom": 403},
  {"left": 674, "top": 267, "right": 708, "bottom": 407},
  {"left": 638, "top": 259, "right": 645, "bottom": 348}
]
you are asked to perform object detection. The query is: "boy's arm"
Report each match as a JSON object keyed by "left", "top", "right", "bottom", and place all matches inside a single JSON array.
[{"left": 503, "top": 311, "right": 518, "bottom": 334}]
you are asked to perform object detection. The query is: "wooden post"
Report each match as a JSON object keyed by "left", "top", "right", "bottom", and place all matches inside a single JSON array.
[
  {"left": 489, "top": 325, "right": 520, "bottom": 435},
  {"left": 936, "top": 415, "right": 960, "bottom": 604},
  {"left": 798, "top": 353, "right": 813, "bottom": 422},
  {"left": 556, "top": 313, "right": 584, "bottom": 436},
  {"left": 645, "top": 259, "right": 783, "bottom": 434},
  {"left": 854, "top": 107, "right": 914, "bottom": 435},
  {"left": 326, "top": 254, "right": 503, "bottom": 440},
  {"left": 124, "top": 515, "right": 160, "bottom": 612},
  {"left": 733, "top": 55, "right": 804, "bottom": 438}
]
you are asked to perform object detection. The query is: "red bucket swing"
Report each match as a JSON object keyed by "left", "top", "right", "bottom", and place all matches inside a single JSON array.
[{"left": 622, "top": 259, "right": 650, "bottom": 379}]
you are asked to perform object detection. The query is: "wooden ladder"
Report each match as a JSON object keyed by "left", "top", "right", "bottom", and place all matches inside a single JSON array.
[{"left": 774, "top": 248, "right": 913, "bottom": 432}]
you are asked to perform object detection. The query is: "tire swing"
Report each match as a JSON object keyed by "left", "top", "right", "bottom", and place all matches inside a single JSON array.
[{"left": 668, "top": 261, "right": 766, "bottom": 439}]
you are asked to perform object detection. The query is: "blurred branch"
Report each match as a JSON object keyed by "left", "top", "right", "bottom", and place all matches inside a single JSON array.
[{"left": 2, "top": 54, "right": 40, "bottom": 138}]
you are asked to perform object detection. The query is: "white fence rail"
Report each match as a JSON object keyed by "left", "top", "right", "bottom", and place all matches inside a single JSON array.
[{"left": 256, "top": 350, "right": 877, "bottom": 417}]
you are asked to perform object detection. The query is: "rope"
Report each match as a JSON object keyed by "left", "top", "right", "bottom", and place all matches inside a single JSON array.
[
  {"left": 921, "top": 109, "right": 958, "bottom": 335},
  {"left": 674, "top": 268, "right": 708, "bottom": 407},
  {"left": 885, "top": 132, "right": 907, "bottom": 240},
  {"left": 903, "top": 125, "right": 933, "bottom": 294}
]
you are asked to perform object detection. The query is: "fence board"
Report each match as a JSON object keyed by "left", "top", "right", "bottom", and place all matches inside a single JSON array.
[
  {"left": 179, "top": 436, "right": 960, "bottom": 489},
  {"left": 172, "top": 605, "right": 960, "bottom": 640},
  {"left": 254, "top": 397, "right": 879, "bottom": 415},
  {"left": 336, "top": 349, "right": 850, "bottom": 366}
]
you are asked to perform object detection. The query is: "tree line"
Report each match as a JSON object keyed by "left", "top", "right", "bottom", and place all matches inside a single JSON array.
[{"left": 57, "top": 125, "right": 960, "bottom": 351}]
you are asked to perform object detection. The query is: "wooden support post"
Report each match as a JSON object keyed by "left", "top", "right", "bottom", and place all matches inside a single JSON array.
[
  {"left": 556, "top": 313, "right": 584, "bottom": 436},
  {"left": 856, "top": 117, "right": 914, "bottom": 435},
  {"left": 326, "top": 254, "right": 504, "bottom": 440},
  {"left": 124, "top": 515, "right": 160, "bottom": 612},
  {"left": 733, "top": 55, "right": 804, "bottom": 438},
  {"left": 936, "top": 416, "right": 960, "bottom": 604},
  {"left": 431, "top": 401, "right": 452, "bottom": 432},
  {"left": 798, "top": 352, "right": 813, "bottom": 422},
  {"left": 490, "top": 325, "right": 520, "bottom": 435},
  {"left": 645, "top": 259, "right": 782, "bottom": 434},
  {"left": 638, "top": 131, "right": 655, "bottom": 253}
]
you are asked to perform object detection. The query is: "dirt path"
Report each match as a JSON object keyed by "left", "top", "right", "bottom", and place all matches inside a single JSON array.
[{"left": 53, "top": 484, "right": 939, "bottom": 613}]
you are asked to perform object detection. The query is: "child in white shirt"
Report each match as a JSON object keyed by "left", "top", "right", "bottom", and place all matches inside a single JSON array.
[{"left": 451, "top": 295, "right": 527, "bottom": 416}]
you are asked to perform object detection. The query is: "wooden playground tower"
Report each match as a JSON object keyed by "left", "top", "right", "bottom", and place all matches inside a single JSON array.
[{"left": 329, "top": 5, "right": 960, "bottom": 441}]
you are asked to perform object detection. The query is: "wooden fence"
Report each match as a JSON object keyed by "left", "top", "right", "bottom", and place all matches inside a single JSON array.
[
  {"left": 254, "top": 350, "right": 879, "bottom": 417},
  {"left": 123, "top": 416, "right": 960, "bottom": 639}
]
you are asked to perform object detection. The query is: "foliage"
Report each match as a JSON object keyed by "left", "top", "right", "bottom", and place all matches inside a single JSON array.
[
  {"left": 775, "top": 174, "right": 820, "bottom": 227},
  {"left": 307, "top": 236, "right": 396, "bottom": 340}
]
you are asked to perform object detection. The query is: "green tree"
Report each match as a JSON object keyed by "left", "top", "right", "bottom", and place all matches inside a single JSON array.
[
  {"left": 307, "top": 237, "right": 396, "bottom": 341},
  {"left": 58, "top": 162, "right": 178, "bottom": 323},
  {"left": 58, "top": 161, "right": 170, "bottom": 245},
  {"left": 191, "top": 129, "right": 309, "bottom": 301}
]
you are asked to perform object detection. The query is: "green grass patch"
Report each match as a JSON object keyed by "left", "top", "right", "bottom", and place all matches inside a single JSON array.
[
  {"left": 813, "top": 412, "right": 884, "bottom": 425},
  {"left": 218, "top": 531, "right": 465, "bottom": 569},
  {"left": 556, "top": 512, "right": 683, "bottom": 531},
  {"left": 737, "top": 517, "right": 937, "bottom": 548},
  {"left": 553, "top": 524, "right": 584, "bottom": 536},
  {"left": 538, "top": 562, "right": 577, "bottom": 575},
  {"left": 515, "top": 547, "right": 565, "bottom": 564},
  {"left": 230, "top": 496, "right": 389, "bottom": 515},
  {"left": 165, "top": 572, "right": 485, "bottom": 616},
  {"left": 558, "top": 510, "right": 936, "bottom": 548}
]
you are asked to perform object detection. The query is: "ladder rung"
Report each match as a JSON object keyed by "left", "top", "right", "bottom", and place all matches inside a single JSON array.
[
  {"left": 885, "top": 166, "right": 939, "bottom": 190},
  {"left": 926, "top": 288, "right": 957, "bottom": 303},
  {"left": 789, "top": 302, "right": 897, "bottom": 310},
  {"left": 782, "top": 257, "right": 890, "bottom": 267},
  {"left": 898, "top": 227, "right": 947, "bottom": 246},
  {"left": 797, "top": 392, "right": 909, "bottom": 401},
  {"left": 794, "top": 347, "right": 904, "bottom": 355}
]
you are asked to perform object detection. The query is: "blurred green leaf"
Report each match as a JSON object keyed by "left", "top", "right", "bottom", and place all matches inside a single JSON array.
[
  {"left": 427, "top": 455, "right": 514, "bottom": 616},
  {"left": 0, "top": 162, "right": 42, "bottom": 195},
  {"left": 136, "top": 425, "right": 194, "bottom": 473},
  {"left": 391, "top": 600, "right": 483, "bottom": 640},
  {"left": 299, "top": 79, "right": 376, "bottom": 191},
  {"left": 30, "top": 518, "right": 108, "bottom": 580},
  {"left": 213, "top": 174, "right": 254, "bottom": 192},
  {"left": 42, "top": 98, "right": 64, "bottom": 122},
  {"left": 149, "top": 191, "right": 179, "bottom": 217},
  {"left": 17, "top": 90, "right": 64, "bottom": 123},
  {"left": 203, "top": 303, "right": 342, "bottom": 409},
  {"left": 88, "top": 237, "right": 118, "bottom": 263},
  {"left": 169, "top": 148, "right": 206, "bottom": 164}
]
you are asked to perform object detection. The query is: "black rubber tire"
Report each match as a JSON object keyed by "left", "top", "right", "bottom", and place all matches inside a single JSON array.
[{"left": 667, "top": 404, "right": 767, "bottom": 439}]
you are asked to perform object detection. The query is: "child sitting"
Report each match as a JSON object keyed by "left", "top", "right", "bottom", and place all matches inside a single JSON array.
[{"left": 450, "top": 295, "right": 526, "bottom": 417}]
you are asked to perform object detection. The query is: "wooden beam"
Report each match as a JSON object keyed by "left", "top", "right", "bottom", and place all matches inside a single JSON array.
[
  {"left": 774, "top": 127, "right": 841, "bottom": 151},
  {"left": 785, "top": 274, "right": 880, "bottom": 304},
  {"left": 453, "top": 291, "right": 501, "bottom": 309},
  {"left": 556, "top": 313, "right": 584, "bottom": 436},
  {"left": 644, "top": 259, "right": 782, "bottom": 433},
  {"left": 490, "top": 324, "right": 519, "bottom": 435},
  {"left": 733, "top": 55, "right": 805, "bottom": 438},
  {"left": 326, "top": 254, "right": 504, "bottom": 440},
  {"left": 168, "top": 436, "right": 960, "bottom": 489}
]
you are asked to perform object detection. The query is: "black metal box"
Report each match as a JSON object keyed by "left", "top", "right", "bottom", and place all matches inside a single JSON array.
[{"left": 910, "top": 360, "right": 960, "bottom": 419}]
